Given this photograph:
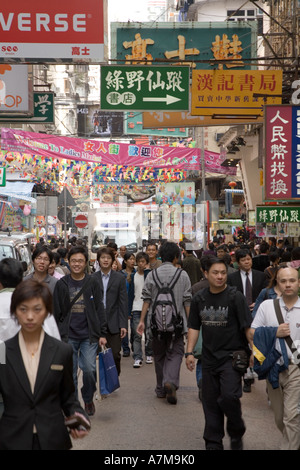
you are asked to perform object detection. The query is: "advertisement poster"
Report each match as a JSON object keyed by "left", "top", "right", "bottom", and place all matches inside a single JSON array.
[
  {"left": 0, "top": 0, "right": 106, "bottom": 62},
  {"left": 155, "top": 182, "right": 195, "bottom": 205}
]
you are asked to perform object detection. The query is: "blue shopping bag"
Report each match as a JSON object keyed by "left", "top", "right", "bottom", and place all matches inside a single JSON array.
[{"left": 98, "top": 347, "right": 120, "bottom": 395}]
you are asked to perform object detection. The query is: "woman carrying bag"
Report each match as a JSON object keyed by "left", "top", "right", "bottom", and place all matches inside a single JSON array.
[{"left": 0, "top": 279, "right": 90, "bottom": 450}]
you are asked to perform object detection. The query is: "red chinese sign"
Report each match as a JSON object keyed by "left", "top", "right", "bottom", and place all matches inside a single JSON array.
[{"left": 265, "top": 105, "right": 296, "bottom": 200}]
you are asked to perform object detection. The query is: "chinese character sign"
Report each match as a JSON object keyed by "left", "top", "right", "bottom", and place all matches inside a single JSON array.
[
  {"left": 256, "top": 206, "right": 300, "bottom": 223},
  {"left": 0, "top": 0, "right": 105, "bottom": 62},
  {"left": 191, "top": 70, "right": 282, "bottom": 116},
  {"left": 265, "top": 105, "right": 300, "bottom": 200},
  {"left": 112, "top": 22, "right": 255, "bottom": 70},
  {"left": 100, "top": 66, "right": 189, "bottom": 111}
]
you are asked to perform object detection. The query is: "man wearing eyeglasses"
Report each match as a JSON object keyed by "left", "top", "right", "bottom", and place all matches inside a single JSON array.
[
  {"left": 24, "top": 245, "right": 58, "bottom": 294},
  {"left": 53, "top": 245, "right": 107, "bottom": 417}
]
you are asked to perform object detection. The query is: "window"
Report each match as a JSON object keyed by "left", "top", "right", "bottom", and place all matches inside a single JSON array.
[{"left": 227, "top": 8, "right": 263, "bottom": 35}]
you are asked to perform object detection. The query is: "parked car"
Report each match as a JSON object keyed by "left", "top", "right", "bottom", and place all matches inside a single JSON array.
[{"left": 0, "top": 233, "right": 34, "bottom": 277}]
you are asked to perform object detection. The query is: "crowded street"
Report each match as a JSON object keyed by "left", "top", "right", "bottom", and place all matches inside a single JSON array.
[{"left": 72, "top": 347, "right": 282, "bottom": 452}]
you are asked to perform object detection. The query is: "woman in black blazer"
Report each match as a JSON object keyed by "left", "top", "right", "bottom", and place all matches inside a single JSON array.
[{"left": 0, "top": 279, "right": 90, "bottom": 450}]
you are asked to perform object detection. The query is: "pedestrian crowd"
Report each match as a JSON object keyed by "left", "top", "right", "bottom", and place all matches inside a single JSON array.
[{"left": 0, "top": 233, "right": 299, "bottom": 450}]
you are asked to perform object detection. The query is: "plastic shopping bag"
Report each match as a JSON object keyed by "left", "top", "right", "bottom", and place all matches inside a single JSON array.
[{"left": 98, "top": 347, "right": 120, "bottom": 395}]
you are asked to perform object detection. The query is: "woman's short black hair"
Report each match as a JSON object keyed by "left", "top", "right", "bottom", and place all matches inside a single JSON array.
[{"left": 10, "top": 279, "right": 53, "bottom": 319}]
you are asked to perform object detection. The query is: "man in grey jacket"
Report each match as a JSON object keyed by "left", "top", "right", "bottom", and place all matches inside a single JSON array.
[{"left": 137, "top": 241, "right": 191, "bottom": 404}]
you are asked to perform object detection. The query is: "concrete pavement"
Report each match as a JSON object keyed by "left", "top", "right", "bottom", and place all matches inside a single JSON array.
[{"left": 72, "top": 350, "right": 282, "bottom": 451}]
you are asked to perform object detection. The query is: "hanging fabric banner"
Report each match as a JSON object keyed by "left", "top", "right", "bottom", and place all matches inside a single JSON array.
[{"left": 0, "top": 127, "right": 233, "bottom": 174}]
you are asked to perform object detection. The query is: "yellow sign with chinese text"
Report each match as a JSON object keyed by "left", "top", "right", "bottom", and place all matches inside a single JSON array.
[{"left": 191, "top": 70, "right": 282, "bottom": 116}]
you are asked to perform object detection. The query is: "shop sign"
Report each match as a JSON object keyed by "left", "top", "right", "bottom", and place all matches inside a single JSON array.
[
  {"left": 0, "top": 92, "right": 54, "bottom": 122},
  {"left": 191, "top": 70, "right": 282, "bottom": 116},
  {"left": 256, "top": 206, "right": 300, "bottom": 223},
  {"left": 100, "top": 65, "right": 189, "bottom": 111},
  {"left": 111, "top": 22, "right": 255, "bottom": 70},
  {"left": 0, "top": 64, "right": 32, "bottom": 114},
  {"left": 0, "top": 0, "right": 106, "bottom": 62},
  {"left": 0, "top": 167, "right": 6, "bottom": 187},
  {"left": 265, "top": 105, "right": 300, "bottom": 200}
]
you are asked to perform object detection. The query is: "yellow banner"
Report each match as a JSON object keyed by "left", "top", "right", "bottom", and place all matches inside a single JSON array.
[{"left": 191, "top": 70, "right": 282, "bottom": 116}]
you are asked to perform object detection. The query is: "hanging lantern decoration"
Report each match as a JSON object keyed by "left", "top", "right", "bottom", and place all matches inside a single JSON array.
[
  {"left": 228, "top": 181, "right": 237, "bottom": 189},
  {"left": 5, "top": 153, "right": 14, "bottom": 163}
]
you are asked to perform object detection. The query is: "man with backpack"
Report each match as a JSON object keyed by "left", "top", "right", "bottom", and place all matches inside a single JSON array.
[
  {"left": 137, "top": 241, "right": 192, "bottom": 404},
  {"left": 186, "top": 257, "right": 252, "bottom": 450}
]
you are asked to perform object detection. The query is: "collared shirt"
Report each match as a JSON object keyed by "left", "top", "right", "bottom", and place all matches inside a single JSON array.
[
  {"left": 101, "top": 270, "right": 111, "bottom": 308},
  {"left": 251, "top": 297, "right": 300, "bottom": 362}
]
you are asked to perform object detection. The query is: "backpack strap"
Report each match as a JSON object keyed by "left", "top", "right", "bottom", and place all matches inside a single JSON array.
[
  {"left": 273, "top": 298, "right": 300, "bottom": 367},
  {"left": 152, "top": 267, "right": 182, "bottom": 289}
]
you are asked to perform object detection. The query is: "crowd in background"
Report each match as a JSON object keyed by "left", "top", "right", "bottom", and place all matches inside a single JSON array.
[{"left": 0, "top": 230, "right": 299, "bottom": 450}]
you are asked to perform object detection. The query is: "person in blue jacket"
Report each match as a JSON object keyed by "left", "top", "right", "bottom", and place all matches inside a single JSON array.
[
  {"left": 252, "top": 267, "right": 281, "bottom": 318},
  {"left": 249, "top": 265, "right": 300, "bottom": 450}
]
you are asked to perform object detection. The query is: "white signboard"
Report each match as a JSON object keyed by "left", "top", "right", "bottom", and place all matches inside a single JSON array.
[{"left": 0, "top": 65, "right": 32, "bottom": 113}]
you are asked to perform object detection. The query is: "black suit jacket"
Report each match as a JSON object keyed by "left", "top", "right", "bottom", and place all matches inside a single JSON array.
[
  {"left": 93, "top": 270, "right": 128, "bottom": 334},
  {"left": 0, "top": 333, "right": 88, "bottom": 450},
  {"left": 227, "top": 269, "right": 268, "bottom": 302}
]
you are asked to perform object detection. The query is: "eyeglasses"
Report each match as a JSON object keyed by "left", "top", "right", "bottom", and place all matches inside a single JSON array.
[
  {"left": 70, "top": 259, "right": 86, "bottom": 264},
  {"left": 35, "top": 256, "right": 50, "bottom": 263}
]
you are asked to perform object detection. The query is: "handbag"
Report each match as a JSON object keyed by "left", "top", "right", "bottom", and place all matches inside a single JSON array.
[
  {"left": 273, "top": 298, "right": 300, "bottom": 367},
  {"left": 98, "top": 347, "right": 120, "bottom": 395},
  {"left": 231, "top": 350, "right": 250, "bottom": 375}
]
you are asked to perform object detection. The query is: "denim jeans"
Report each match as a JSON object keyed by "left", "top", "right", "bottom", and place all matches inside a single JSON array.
[
  {"left": 68, "top": 338, "right": 98, "bottom": 404},
  {"left": 132, "top": 311, "right": 143, "bottom": 360}
]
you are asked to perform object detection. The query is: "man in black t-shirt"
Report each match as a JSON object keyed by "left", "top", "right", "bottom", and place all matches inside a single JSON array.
[
  {"left": 53, "top": 246, "right": 107, "bottom": 417},
  {"left": 186, "top": 257, "right": 252, "bottom": 450}
]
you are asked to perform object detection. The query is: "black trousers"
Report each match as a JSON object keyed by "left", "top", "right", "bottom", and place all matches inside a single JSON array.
[
  {"left": 202, "top": 359, "right": 246, "bottom": 450},
  {"left": 106, "top": 331, "right": 122, "bottom": 376}
]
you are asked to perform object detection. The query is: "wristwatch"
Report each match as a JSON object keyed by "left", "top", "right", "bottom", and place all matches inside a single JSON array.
[{"left": 184, "top": 352, "right": 194, "bottom": 357}]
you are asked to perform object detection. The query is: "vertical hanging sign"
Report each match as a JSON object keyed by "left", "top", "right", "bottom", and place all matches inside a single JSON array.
[{"left": 265, "top": 105, "right": 300, "bottom": 200}]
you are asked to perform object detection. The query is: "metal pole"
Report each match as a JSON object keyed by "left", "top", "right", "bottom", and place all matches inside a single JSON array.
[
  {"left": 64, "top": 188, "right": 67, "bottom": 247},
  {"left": 201, "top": 127, "right": 206, "bottom": 249}
]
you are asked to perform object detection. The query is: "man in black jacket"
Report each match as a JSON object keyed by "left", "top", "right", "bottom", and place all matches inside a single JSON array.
[
  {"left": 227, "top": 249, "right": 268, "bottom": 312},
  {"left": 93, "top": 247, "right": 128, "bottom": 376},
  {"left": 53, "top": 246, "right": 107, "bottom": 416}
]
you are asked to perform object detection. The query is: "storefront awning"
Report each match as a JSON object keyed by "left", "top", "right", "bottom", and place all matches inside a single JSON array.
[{"left": 0, "top": 182, "right": 36, "bottom": 204}]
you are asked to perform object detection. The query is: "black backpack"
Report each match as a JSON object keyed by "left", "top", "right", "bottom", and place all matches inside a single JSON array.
[{"left": 150, "top": 268, "right": 183, "bottom": 342}]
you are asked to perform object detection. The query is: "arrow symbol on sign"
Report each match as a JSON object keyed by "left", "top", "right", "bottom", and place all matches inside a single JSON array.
[{"left": 143, "top": 94, "right": 181, "bottom": 105}]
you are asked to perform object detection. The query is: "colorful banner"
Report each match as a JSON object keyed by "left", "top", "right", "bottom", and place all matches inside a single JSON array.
[
  {"left": 1, "top": 127, "right": 225, "bottom": 172},
  {"left": 265, "top": 105, "right": 300, "bottom": 200}
]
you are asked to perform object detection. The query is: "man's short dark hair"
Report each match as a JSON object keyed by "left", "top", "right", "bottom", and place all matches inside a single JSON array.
[
  {"left": 0, "top": 258, "right": 24, "bottom": 288},
  {"left": 159, "top": 241, "right": 180, "bottom": 263},
  {"left": 236, "top": 249, "right": 251, "bottom": 263},
  {"left": 32, "top": 245, "right": 53, "bottom": 263},
  {"left": 204, "top": 257, "right": 228, "bottom": 272},
  {"left": 68, "top": 245, "right": 88, "bottom": 262},
  {"left": 291, "top": 247, "right": 300, "bottom": 261},
  {"left": 57, "top": 247, "right": 68, "bottom": 258},
  {"left": 136, "top": 252, "right": 149, "bottom": 263},
  {"left": 97, "top": 246, "right": 114, "bottom": 262}
]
